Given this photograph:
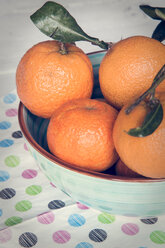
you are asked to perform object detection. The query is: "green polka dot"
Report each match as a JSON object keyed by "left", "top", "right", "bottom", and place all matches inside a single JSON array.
[
  {"left": 40, "top": 163, "right": 46, "bottom": 170},
  {"left": 150, "top": 231, "right": 165, "bottom": 244},
  {"left": 5, "top": 155, "right": 20, "bottom": 167},
  {"left": 25, "top": 185, "right": 42, "bottom": 196},
  {"left": 98, "top": 212, "right": 115, "bottom": 224},
  {"left": 5, "top": 216, "right": 23, "bottom": 226},
  {"left": 15, "top": 200, "right": 32, "bottom": 212}
]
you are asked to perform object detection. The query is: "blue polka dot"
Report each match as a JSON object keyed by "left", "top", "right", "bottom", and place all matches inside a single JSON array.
[
  {"left": 0, "top": 209, "right": 2, "bottom": 216},
  {"left": 0, "top": 139, "right": 14, "bottom": 147},
  {"left": 3, "top": 93, "right": 16, "bottom": 104},
  {"left": 75, "top": 242, "right": 93, "bottom": 248},
  {"left": 0, "top": 121, "right": 11, "bottom": 130},
  {"left": 0, "top": 170, "right": 10, "bottom": 182},
  {"left": 33, "top": 152, "right": 37, "bottom": 161},
  {"left": 68, "top": 214, "right": 86, "bottom": 227}
]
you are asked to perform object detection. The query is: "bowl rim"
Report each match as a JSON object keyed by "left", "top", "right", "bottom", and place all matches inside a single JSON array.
[{"left": 17, "top": 50, "right": 165, "bottom": 183}]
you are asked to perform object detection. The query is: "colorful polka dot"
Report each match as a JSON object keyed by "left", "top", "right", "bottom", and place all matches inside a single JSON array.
[
  {"left": 5, "top": 108, "right": 18, "bottom": 117},
  {"left": 3, "top": 93, "right": 16, "bottom": 104},
  {"left": 140, "top": 217, "right": 158, "bottom": 224},
  {"left": 32, "top": 152, "right": 37, "bottom": 161},
  {"left": 0, "top": 121, "right": 11, "bottom": 130},
  {"left": 52, "top": 230, "right": 71, "bottom": 244},
  {"left": 150, "top": 230, "right": 165, "bottom": 244},
  {"left": 25, "top": 185, "right": 42, "bottom": 196},
  {"left": 89, "top": 229, "right": 107, "bottom": 242},
  {"left": 19, "top": 232, "right": 38, "bottom": 247},
  {"left": 98, "top": 213, "right": 115, "bottom": 224},
  {"left": 121, "top": 223, "right": 139, "bottom": 235},
  {"left": 12, "top": 130, "right": 23, "bottom": 139},
  {"left": 15, "top": 200, "right": 32, "bottom": 212},
  {"left": 48, "top": 200, "right": 65, "bottom": 209},
  {"left": 24, "top": 143, "right": 28, "bottom": 151},
  {"left": 75, "top": 242, "right": 93, "bottom": 248},
  {"left": 0, "top": 170, "right": 10, "bottom": 182},
  {"left": 0, "top": 139, "right": 14, "bottom": 147},
  {"left": 68, "top": 214, "right": 86, "bottom": 227},
  {"left": 5, "top": 155, "right": 20, "bottom": 167},
  {"left": 0, "top": 228, "right": 12, "bottom": 243},
  {"left": 77, "top": 202, "right": 89, "bottom": 210},
  {"left": 0, "top": 188, "right": 16, "bottom": 199},
  {"left": 50, "top": 182, "right": 56, "bottom": 188},
  {"left": 22, "top": 169, "right": 37, "bottom": 179},
  {"left": 5, "top": 216, "right": 23, "bottom": 226},
  {"left": 37, "top": 211, "right": 55, "bottom": 224}
]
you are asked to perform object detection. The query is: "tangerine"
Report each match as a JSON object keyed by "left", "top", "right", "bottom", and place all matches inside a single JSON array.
[
  {"left": 115, "top": 159, "right": 144, "bottom": 178},
  {"left": 16, "top": 40, "right": 93, "bottom": 118},
  {"left": 99, "top": 36, "right": 165, "bottom": 109},
  {"left": 113, "top": 92, "right": 165, "bottom": 178},
  {"left": 47, "top": 98, "right": 118, "bottom": 171}
]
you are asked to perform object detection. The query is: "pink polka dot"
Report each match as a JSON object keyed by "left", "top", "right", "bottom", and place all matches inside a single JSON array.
[
  {"left": 5, "top": 108, "right": 18, "bottom": 117},
  {"left": 52, "top": 230, "right": 71, "bottom": 244},
  {"left": 0, "top": 228, "right": 12, "bottom": 243},
  {"left": 24, "top": 143, "right": 28, "bottom": 151},
  {"left": 22, "top": 169, "right": 38, "bottom": 179},
  {"left": 50, "top": 182, "right": 56, "bottom": 188},
  {"left": 121, "top": 223, "right": 139, "bottom": 235},
  {"left": 77, "top": 202, "right": 89, "bottom": 210},
  {"left": 37, "top": 211, "right": 54, "bottom": 224}
]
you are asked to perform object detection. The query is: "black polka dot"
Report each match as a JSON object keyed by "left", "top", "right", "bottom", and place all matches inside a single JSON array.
[
  {"left": 19, "top": 232, "right": 37, "bottom": 247},
  {"left": 89, "top": 228, "right": 107, "bottom": 242},
  {"left": 12, "top": 130, "right": 23, "bottom": 138},
  {"left": 48, "top": 200, "right": 65, "bottom": 209},
  {"left": 0, "top": 188, "right": 16, "bottom": 199},
  {"left": 140, "top": 217, "right": 158, "bottom": 224}
]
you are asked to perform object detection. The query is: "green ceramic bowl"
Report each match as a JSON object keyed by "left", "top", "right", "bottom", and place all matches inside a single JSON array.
[{"left": 18, "top": 50, "right": 165, "bottom": 217}]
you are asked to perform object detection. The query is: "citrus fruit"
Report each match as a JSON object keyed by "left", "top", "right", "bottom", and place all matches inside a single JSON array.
[
  {"left": 47, "top": 98, "right": 118, "bottom": 172},
  {"left": 16, "top": 40, "right": 93, "bottom": 118},
  {"left": 99, "top": 36, "right": 165, "bottom": 109},
  {"left": 115, "top": 159, "right": 144, "bottom": 178},
  {"left": 113, "top": 92, "right": 165, "bottom": 178}
]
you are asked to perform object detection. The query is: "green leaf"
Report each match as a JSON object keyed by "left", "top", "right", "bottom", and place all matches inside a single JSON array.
[
  {"left": 139, "top": 5, "right": 165, "bottom": 21},
  {"left": 152, "top": 21, "right": 165, "bottom": 42},
  {"left": 30, "top": 1, "right": 108, "bottom": 49},
  {"left": 127, "top": 102, "right": 163, "bottom": 137}
]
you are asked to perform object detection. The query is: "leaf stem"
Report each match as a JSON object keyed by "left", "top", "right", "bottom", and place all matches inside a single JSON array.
[
  {"left": 125, "top": 64, "right": 165, "bottom": 114},
  {"left": 92, "top": 39, "right": 109, "bottom": 50}
]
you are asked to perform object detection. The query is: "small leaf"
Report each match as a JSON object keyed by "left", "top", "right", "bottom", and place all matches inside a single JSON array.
[
  {"left": 139, "top": 5, "right": 165, "bottom": 21},
  {"left": 152, "top": 21, "right": 165, "bottom": 42},
  {"left": 127, "top": 102, "right": 163, "bottom": 137},
  {"left": 30, "top": 1, "right": 108, "bottom": 49}
]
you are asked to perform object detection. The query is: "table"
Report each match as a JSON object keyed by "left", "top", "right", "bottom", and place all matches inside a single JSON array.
[{"left": 1, "top": 0, "right": 165, "bottom": 247}]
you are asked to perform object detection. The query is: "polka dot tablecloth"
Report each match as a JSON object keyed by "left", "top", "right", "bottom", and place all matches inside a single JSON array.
[{"left": 1, "top": 91, "right": 165, "bottom": 248}]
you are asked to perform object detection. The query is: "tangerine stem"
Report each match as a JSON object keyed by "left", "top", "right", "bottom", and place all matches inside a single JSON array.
[
  {"left": 59, "top": 42, "right": 68, "bottom": 55},
  {"left": 125, "top": 64, "right": 165, "bottom": 114}
]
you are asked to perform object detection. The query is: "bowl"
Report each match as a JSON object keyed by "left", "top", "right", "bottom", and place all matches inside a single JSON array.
[{"left": 18, "top": 50, "right": 165, "bottom": 217}]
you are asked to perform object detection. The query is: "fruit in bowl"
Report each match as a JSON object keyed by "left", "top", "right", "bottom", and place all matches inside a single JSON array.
[
  {"left": 99, "top": 35, "right": 165, "bottom": 109},
  {"left": 47, "top": 98, "right": 118, "bottom": 172},
  {"left": 16, "top": 40, "right": 94, "bottom": 119}
]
